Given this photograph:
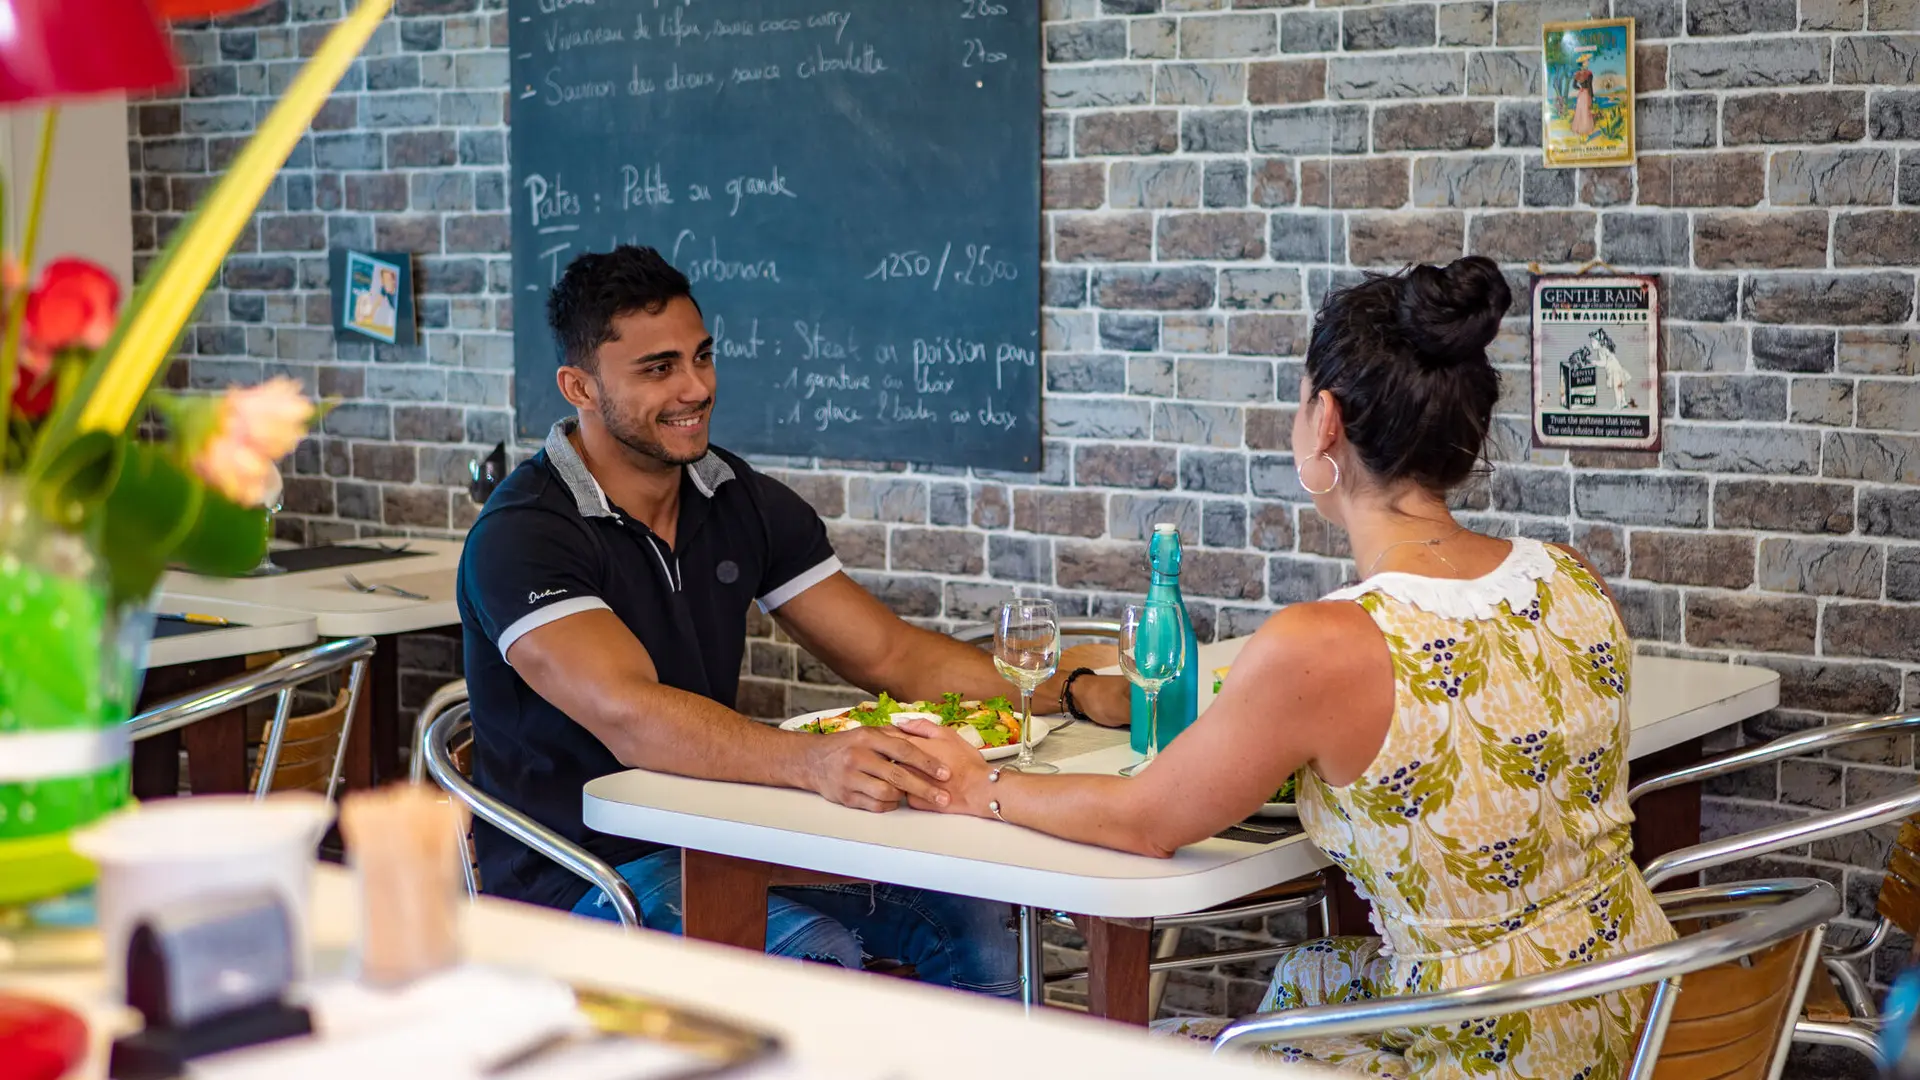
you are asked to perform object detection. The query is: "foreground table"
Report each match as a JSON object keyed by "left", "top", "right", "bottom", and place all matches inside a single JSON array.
[
  {"left": 585, "top": 644, "right": 1780, "bottom": 1025},
  {"left": 3, "top": 866, "right": 1308, "bottom": 1080},
  {"left": 162, "top": 538, "right": 463, "bottom": 787}
]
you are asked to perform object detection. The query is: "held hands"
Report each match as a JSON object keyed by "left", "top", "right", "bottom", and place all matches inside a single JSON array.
[
  {"left": 892, "top": 719, "right": 995, "bottom": 818},
  {"left": 804, "top": 725, "right": 953, "bottom": 813}
]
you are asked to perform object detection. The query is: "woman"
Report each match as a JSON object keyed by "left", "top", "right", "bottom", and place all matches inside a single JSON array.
[
  {"left": 1571, "top": 54, "right": 1596, "bottom": 138},
  {"left": 901, "top": 256, "right": 1674, "bottom": 1078}
]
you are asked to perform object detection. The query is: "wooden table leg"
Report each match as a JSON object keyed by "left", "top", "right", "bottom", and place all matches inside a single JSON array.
[
  {"left": 1325, "top": 866, "right": 1374, "bottom": 937},
  {"left": 181, "top": 707, "right": 248, "bottom": 794},
  {"left": 369, "top": 632, "right": 402, "bottom": 786},
  {"left": 1082, "top": 915, "right": 1153, "bottom": 1025},
  {"left": 681, "top": 849, "right": 772, "bottom": 951},
  {"left": 132, "top": 657, "right": 248, "bottom": 798},
  {"left": 1630, "top": 737, "right": 1704, "bottom": 890}
]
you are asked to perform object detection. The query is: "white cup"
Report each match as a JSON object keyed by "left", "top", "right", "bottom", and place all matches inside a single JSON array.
[{"left": 71, "top": 793, "right": 335, "bottom": 996}]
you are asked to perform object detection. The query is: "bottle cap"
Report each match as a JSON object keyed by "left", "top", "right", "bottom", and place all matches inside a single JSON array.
[{"left": 1153, "top": 523, "right": 1177, "bottom": 534}]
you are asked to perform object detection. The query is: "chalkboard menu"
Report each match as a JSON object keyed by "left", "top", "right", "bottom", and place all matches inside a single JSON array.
[{"left": 508, "top": 1, "right": 1043, "bottom": 471}]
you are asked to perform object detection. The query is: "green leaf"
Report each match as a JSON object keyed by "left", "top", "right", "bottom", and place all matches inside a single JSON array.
[
  {"left": 173, "top": 489, "right": 268, "bottom": 579},
  {"left": 31, "top": 431, "right": 121, "bottom": 528},
  {"left": 97, "top": 444, "right": 201, "bottom": 604}
]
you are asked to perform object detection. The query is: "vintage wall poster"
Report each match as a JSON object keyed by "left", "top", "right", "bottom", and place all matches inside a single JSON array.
[
  {"left": 1531, "top": 275, "right": 1661, "bottom": 451},
  {"left": 329, "top": 249, "right": 416, "bottom": 346},
  {"left": 1542, "top": 18, "right": 1635, "bottom": 169}
]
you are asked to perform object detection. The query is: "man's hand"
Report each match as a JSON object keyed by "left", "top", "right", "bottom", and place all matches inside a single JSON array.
[{"left": 802, "top": 726, "right": 953, "bottom": 813}]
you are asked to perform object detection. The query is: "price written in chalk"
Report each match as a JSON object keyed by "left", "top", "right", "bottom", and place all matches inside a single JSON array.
[{"left": 865, "top": 242, "right": 1018, "bottom": 290}]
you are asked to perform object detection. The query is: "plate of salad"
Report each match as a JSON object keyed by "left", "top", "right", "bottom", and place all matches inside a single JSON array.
[
  {"left": 1255, "top": 776, "right": 1298, "bottom": 818},
  {"left": 780, "top": 692, "right": 1052, "bottom": 761}
]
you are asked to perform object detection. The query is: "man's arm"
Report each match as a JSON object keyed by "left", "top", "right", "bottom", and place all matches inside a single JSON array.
[
  {"left": 772, "top": 573, "right": 1130, "bottom": 725},
  {"left": 505, "top": 610, "right": 953, "bottom": 812}
]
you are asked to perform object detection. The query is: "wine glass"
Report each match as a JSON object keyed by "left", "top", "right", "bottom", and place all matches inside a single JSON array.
[
  {"left": 1118, "top": 601, "right": 1185, "bottom": 778},
  {"left": 994, "top": 597, "right": 1060, "bottom": 774},
  {"left": 250, "top": 461, "right": 288, "bottom": 576}
]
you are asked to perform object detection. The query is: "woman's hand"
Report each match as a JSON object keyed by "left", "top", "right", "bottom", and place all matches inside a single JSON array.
[{"left": 892, "top": 720, "right": 995, "bottom": 817}]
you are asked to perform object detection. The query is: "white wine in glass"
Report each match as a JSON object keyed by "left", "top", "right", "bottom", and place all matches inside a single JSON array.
[
  {"left": 994, "top": 597, "right": 1059, "bottom": 774},
  {"left": 1119, "top": 601, "right": 1185, "bottom": 778}
]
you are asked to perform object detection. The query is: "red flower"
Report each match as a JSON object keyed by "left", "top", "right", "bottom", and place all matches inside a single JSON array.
[
  {"left": 25, "top": 259, "right": 119, "bottom": 356},
  {"left": 10, "top": 362, "right": 54, "bottom": 420}
]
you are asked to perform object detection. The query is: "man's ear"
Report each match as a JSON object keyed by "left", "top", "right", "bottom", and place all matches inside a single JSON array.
[{"left": 556, "top": 364, "right": 596, "bottom": 411}]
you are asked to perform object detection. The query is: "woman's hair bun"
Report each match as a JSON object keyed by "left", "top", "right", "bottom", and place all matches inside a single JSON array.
[{"left": 1397, "top": 255, "right": 1512, "bottom": 368}]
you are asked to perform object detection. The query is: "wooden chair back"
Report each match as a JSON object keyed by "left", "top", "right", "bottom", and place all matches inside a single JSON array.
[
  {"left": 249, "top": 688, "right": 352, "bottom": 794},
  {"left": 1878, "top": 818, "right": 1920, "bottom": 940},
  {"left": 1650, "top": 920, "right": 1819, "bottom": 1080}
]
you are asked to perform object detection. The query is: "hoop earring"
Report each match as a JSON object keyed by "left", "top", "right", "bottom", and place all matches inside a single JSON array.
[{"left": 1298, "top": 453, "right": 1340, "bottom": 496}]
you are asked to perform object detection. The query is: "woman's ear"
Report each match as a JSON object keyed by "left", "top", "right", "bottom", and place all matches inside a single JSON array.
[{"left": 1313, "top": 390, "right": 1344, "bottom": 454}]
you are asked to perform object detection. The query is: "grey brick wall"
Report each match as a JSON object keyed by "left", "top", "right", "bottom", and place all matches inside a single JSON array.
[{"left": 139, "top": 0, "right": 1920, "bottom": 1059}]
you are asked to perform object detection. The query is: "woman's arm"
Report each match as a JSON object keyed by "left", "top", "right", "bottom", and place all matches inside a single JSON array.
[{"left": 898, "top": 601, "right": 1396, "bottom": 857}]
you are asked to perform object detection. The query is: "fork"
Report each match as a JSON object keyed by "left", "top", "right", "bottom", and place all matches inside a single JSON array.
[{"left": 343, "top": 572, "right": 428, "bottom": 600}]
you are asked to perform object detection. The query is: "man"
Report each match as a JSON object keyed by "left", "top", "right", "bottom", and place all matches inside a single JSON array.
[{"left": 457, "top": 245, "right": 1128, "bottom": 995}]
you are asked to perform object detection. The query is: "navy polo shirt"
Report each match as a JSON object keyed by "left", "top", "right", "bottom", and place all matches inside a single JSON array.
[{"left": 456, "top": 419, "right": 840, "bottom": 911}]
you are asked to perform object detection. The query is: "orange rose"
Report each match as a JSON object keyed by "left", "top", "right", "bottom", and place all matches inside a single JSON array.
[
  {"left": 192, "top": 377, "right": 315, "bottom": 505},
  {"left": 25, "top": 258, "right": 120, "bottom": 356}
]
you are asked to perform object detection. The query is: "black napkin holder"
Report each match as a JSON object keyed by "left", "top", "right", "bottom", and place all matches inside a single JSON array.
[{"left": 109, "top": 890, "right": 312, "bottom": 1079}]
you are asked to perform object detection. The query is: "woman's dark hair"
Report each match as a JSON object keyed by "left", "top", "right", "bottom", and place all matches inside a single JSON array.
[
  {"left": 547, "top": 245, "right": 697, "bottom": 371},
  {"left": 1303, "top": 255, "right": 1510, "bottom": 494}
]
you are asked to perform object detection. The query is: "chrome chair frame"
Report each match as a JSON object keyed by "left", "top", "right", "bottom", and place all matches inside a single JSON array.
[
  {"left": 418, "top": 704, "right": 643, "bottom": 930},
  {"left": 1629, "top": 711, "right": 1920, "bottom": 1068},
  {"left": 1210, "top": 877, "right": 1841, "bottom": 1080},
  {"left": 127, "top": 636, "right": 375, "bottom": 802},
  {"left": 409, "top": 678, "right": 471, "bottom": 785},
  {"left": 951, "top": 618, "right": 1330, "bottom": 1014}
]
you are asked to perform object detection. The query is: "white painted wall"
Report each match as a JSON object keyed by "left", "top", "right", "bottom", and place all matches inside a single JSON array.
[{"left": 0, "top": 100, "right": 135, "bottom": 289}]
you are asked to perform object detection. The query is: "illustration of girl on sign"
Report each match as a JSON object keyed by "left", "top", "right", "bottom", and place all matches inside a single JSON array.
[{"left": 1571, "top": 53, "right": 1596, "bottom": 137}]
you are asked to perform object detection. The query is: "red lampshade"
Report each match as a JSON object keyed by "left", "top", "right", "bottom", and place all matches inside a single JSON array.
[
  {"left": 150, "top": 0, "right": 274, "bottom": 16},
  {"left": 0, "top": 0, "right": 181, "bottom": 104}
]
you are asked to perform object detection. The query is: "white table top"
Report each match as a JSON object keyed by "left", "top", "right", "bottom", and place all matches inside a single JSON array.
[
  {"left": 6, "top": 866, "right": 1307, "bottom": 1080},
  {"left": 161, "top": 539, "right": 463, "bottom": 637},
  {"left": 145, "top": 594, "right": 319, "bottom": 668},
  {"left": 585, "top": 642, "right": 1781, "bottom": 920}
]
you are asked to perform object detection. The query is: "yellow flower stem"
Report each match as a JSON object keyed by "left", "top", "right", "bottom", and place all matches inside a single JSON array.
[
  {"left": 70, "top": 0, "right": 390, "bottom": 440},
  {"left": 0, "top": 107, "right": 57, "bottom": 476}
]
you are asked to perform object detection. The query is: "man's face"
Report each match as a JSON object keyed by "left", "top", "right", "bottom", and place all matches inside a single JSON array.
[{"left": 587, "top": 296, "right": 716, "bottom": 467}]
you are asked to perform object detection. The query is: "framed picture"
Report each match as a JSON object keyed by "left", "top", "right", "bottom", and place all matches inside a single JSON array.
[
  {"left": 1542, "top": 18, "right": 1635, "bottom": 169},
  {"left": 330, "top": 249, "right": 415, "bottom": 346},
  {"left": 1531, "top": 275, "right": 1661, "bottom": 451}
]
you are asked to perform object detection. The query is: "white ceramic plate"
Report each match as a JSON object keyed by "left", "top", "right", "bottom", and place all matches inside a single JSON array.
[
  {"left": 1254, "top": 802, "right": 1298, "bottom": 819},
  {"left": 779, "top": 706, "right": 1052, "bottom": 762}
]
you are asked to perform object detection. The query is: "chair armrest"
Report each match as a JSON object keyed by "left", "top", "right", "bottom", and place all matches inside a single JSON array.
[
  {"left": 1212, "top": 879, "right": 1838, "bottom": 1054},
  {"left": 1642, "top": 787, "right": 1920, "bottom": 889},
  {"left": 1628, "top": 714, "right": 1920, "bottom": 804},
  {"left": 421, "top": 712, "right": 643, "bottom": 930}
]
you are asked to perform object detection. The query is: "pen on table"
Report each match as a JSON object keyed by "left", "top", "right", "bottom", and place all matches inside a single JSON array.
[{"left": 156, "top": 612, "right": 230, "bottom": 626}]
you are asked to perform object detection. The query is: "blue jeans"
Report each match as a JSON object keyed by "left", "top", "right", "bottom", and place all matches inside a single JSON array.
[{"left": 573, "top": 848, "right": 1021, "bottom": 997}]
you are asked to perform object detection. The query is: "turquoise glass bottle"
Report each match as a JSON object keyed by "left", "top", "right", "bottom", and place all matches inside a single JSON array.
[{"left": 1130, "top": 524, "right": 1199, "bottom": 754}]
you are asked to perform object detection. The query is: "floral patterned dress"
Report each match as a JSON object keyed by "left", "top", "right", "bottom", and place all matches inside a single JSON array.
[{"left": 1165, "top": 538, "right": 1675, "bottom": 1079}]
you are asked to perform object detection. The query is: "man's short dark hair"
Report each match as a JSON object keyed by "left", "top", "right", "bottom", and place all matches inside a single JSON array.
[{"left": 546, "top": 245, "right": 697, "bottom": 371}]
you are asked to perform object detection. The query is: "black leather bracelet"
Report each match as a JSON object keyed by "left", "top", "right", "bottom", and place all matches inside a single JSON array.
[{"left": 1059, "top": 666, "right": 1097, "bottom": 723}]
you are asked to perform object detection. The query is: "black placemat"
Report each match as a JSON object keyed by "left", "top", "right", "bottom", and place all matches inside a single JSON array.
[
  {"left": 261, "top": 544, "right": 428, "bottom": 573},
  {"left": 150, "top": 617, "right": 244, "bottom": 639}
]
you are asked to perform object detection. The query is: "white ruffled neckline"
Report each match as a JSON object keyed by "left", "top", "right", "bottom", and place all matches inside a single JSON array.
[{"left": 1323, "top": 536, "right": 1559, "bottom": 621}]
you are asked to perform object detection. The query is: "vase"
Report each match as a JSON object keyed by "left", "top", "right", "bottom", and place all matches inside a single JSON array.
[{"left": 0, "top": 480, "right": 144, "bottom": 907}]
